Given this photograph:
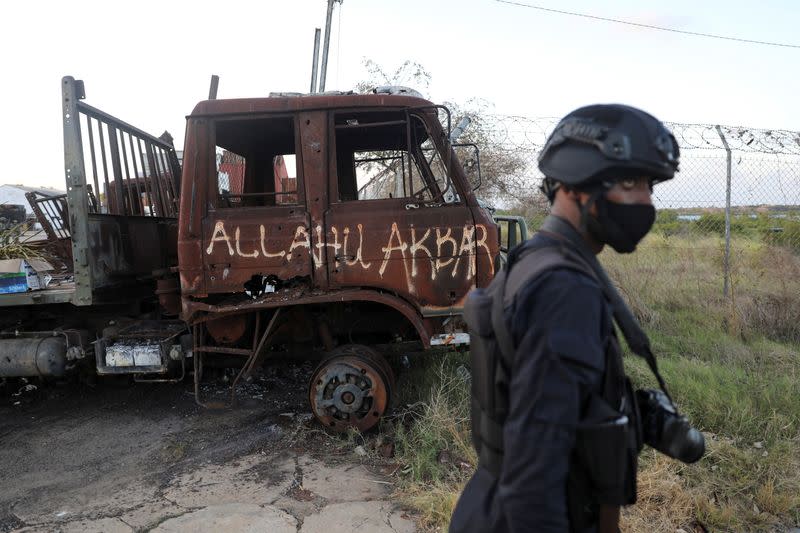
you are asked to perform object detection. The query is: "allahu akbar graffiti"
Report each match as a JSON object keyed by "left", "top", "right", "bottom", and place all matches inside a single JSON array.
[{"left": 205, "top": 221, "right": 494, "bottom": 292}]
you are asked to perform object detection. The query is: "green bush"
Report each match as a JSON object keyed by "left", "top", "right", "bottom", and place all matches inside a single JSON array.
[{"left": 762, "top": 219, "right": 800, "bottom": 251}]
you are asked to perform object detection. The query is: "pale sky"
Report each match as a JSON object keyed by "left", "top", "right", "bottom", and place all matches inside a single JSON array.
[{"left": 2, "top": 0, "right": 798, "bottom": 191}]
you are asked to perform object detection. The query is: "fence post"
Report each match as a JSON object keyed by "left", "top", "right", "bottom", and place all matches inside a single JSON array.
[{"left": 715, "top": 125, "right": 732, "bottom": 297}]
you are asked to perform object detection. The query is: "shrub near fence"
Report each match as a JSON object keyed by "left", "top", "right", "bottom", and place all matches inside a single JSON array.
[{"left": 651, "top": 211, "right": 800, "bottom": 251}]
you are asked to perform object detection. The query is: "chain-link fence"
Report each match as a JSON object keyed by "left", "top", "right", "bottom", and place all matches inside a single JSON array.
[{"left": 472, "top": 115, "right": 800, "bottom": 296}]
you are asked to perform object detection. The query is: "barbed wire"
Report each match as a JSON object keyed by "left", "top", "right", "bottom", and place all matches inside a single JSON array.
[
  {"left": 670, "top": 124, "right": 800, "bottom": 155},
  {"left": 469, "top": 114, "right": 800, "bottom": 252},
  {"left": 478, "top": 115, "right": 800, "bottom": 156}
]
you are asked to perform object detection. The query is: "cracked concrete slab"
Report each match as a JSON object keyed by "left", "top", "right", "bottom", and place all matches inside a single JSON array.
[
  {"left": 300, "top": 501, "right": 415, "bottom": 533},
  {"left": 300, "top": 457, "right": 392, "bottom": 502},
  {"left": 271, "top": 495, "right": 323, "bottom": 522},
  {"left": 9, "top": 480, "right": 159, "bottom": 526},
  {"left": 15, "top": 517, "right": 134, "bottom": 533},
  {"left": 116, "top": 500, "right": 187, "bottom": 531},
  {"left": 151, "top": 503, "right": 296, "bottom": 533},
  {"left": 1, "top": 372, "right": 417, "bottom": 533},
  {"left": 163, "top": 453, "right": 295, "bottom": 508}
]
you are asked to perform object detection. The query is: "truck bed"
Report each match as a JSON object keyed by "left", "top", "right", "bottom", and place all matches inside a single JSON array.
[{"left": 0, "top": 283, "right": 75, "bottom": 307}]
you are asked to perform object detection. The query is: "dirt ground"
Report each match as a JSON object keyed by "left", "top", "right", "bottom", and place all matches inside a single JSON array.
[{"left": 0, "top": 363, "right": 415, "bottom": 532}]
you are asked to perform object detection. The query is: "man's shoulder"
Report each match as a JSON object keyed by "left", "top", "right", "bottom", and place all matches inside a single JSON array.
[
  {"left": 508, "top": 235, "right": 602, "bottom": 297},
  {"left": 515, "top": 266, "right": 603, "bottom": 311},
  {"left": 506, "top": 235, "right": 605, "bottom": 322}
]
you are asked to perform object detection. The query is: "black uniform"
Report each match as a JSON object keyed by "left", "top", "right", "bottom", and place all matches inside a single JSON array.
[
  {"left": 451, "top": 103, "right": 690, "bottom": 532},
  {"left": 450, "top": 231, "right": 614, "bottom": 533}
]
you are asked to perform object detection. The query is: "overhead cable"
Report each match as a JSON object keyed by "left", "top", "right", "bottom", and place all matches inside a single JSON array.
[{"left": 495, "top": 0, "right": 800, "bottom": 50}]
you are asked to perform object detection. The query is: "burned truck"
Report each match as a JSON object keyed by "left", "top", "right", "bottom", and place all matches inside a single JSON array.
[{"left": 0, "top": 76, "right": 513, "bottom": 431}]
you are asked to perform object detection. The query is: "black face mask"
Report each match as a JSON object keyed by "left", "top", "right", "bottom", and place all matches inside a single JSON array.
[{"left": 585, "top": 195, "right": 656, "bottom": 253}]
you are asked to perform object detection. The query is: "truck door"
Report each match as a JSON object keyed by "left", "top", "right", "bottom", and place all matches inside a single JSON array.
[
  {"left": 324, "top": 109, "right": 481, "bottom": 310},
  {"left": 202, "top": 115, "right": 313, "bottom": 295}
]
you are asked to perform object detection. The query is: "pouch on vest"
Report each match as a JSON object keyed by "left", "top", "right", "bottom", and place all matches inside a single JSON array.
[
  {"left": 575, "top": 394, "right": 631, "bottom": 502},
  {"left": 572, "top": 334, "right": 640, "bottom": 507},
  {"left": 568, "top": 347, "right": 639, "bottom": 530},
  {"left": 464, "top": 286, "right": 508, "bottom": 470}
]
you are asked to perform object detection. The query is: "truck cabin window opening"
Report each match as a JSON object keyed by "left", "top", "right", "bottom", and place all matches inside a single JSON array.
[
  {"left": 213, "top": 116, "right": 300, "bottom": 208},
  {"left": 334, "top": 111, "right": 454, "bottom": 203}
]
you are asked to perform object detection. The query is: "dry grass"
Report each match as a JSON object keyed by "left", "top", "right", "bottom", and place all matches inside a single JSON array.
[
  {"left": 0, "top": 225, "right": 40, "bottom": 261},
  {"left": 393, "top": 234, "right": 800, "bottom": 532},
  {"left": 621, "top": 451, "right": 696, "bottom": 532},
  {"left": 388, "top": 356, "right": 474, "bottom": 531},
  {"left": 624, "top": 437, "right": 800, "bottom": 532},
  {"left": 400, "top": 480, "right": 467, "bottom": 532}
]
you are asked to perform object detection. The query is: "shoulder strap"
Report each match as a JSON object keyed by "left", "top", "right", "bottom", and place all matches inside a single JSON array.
[
  {"left": 490, "top": 267, "right": 515, "bottom": 369},
  {"left": 492, "top": 242, "right": 595, "bottom": 371}
]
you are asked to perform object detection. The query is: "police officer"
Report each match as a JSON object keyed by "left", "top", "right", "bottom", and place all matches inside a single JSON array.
[{"left": 450, "top": 104, "right": 681, "bottom": 532}]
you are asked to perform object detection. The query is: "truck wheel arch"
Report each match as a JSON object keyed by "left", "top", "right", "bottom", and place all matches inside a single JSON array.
[{"left": 186, "top": 289, "right": 433, "bottom": 349}]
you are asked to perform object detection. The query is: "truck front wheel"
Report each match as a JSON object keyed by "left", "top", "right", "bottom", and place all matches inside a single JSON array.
[{"left": 308, "top": 344, "right": 394, "bottom": 432}]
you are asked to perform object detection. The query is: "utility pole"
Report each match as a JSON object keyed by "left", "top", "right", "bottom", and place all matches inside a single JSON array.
[
  {"left": 318, "top": 0, "right": 342, "bottom": 92},
  {"left": 310, "top": 28, "right": 321, "bottom": 93},
  {"left": 208, "top": 75, "right": 219, "bottom": 100}
]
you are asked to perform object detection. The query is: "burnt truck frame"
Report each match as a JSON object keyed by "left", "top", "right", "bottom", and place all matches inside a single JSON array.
[{"left": 0, "top": 77, "right": 523, "bottom": 432}]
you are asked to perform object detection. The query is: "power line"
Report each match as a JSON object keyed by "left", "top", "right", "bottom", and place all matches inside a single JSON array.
[{"left": 495, "top": 0, "right": 800, "bottom": 50}]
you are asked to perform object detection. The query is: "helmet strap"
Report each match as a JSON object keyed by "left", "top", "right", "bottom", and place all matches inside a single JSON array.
[{"left": 577, "top": 188, "right": 606, "bottom": 235}]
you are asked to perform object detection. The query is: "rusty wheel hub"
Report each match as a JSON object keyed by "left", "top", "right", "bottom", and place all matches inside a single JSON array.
[{"left": 309, "top": 347, "right": 393, "bottom": 433}]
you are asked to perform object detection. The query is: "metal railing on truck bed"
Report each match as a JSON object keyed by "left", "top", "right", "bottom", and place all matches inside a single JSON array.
[{"left": 59, "top": 76, "right": 182, "bottom": 306}]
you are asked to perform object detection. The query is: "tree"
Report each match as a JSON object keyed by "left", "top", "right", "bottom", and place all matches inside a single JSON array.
[
  {"left": 355, "top": 59, "right": 432, "bottom": 96},
  {"left": 354, "top": 59, "right": 548, "bottom": 213}
]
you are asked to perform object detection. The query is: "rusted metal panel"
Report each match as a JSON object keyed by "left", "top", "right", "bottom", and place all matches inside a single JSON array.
[
  {"left": 205, "top": 314, "right": 248, "bottom": 344},
  {"left": 470, "top": 203, "right": 499, "bottom": 289},
  {"left": 177, "top": 118, "right": 211, "bottom": 297},
  {"left": 56, "top": 77, "right": 184, "bottom": 307},
  {"left": 86, "top": 215, "right": 177, "bottom": 289},
  {"left": 189, "top": 94, "right": 434, "bottom": 118},
  {"left": 182, "top": 287, "right": 434, "bottom": 348},
  {"left": 62, "top": 76, "right": 93, "bottom": 306},
  {"left": 25, "top": 192, "right": 73, "bottom": 265},
  {"left": 177, "top": 93, "right": 501, "bottom": 346},
  {"left": 201, "top": 207, "right": 312, "bottom": 294},
  {"left": 299, "top": 110, "right": 330, "bottom": 290},
  {"left": 324, "top": 202, "right": 484, "bottom": 308},
  {"left": 156, "top": 277, "right": 181, "bottom": 316}
]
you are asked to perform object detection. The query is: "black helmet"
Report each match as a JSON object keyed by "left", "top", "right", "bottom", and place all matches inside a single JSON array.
[{"left": 538, "top": 104, "right": 679, "bottom": 189}]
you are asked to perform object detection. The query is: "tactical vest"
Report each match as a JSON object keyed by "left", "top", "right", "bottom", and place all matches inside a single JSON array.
[{"left": 465, "top": 231, "right": 642, "bottom": 531}]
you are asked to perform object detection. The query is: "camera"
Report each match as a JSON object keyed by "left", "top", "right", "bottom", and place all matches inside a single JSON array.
[{"left": 636, "top": 388, "right": 705, "bottom": 464}]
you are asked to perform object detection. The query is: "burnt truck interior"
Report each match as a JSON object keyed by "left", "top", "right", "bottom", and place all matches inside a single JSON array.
[{"left": 212, "top": 109, "right": 455, "bottom": 207}]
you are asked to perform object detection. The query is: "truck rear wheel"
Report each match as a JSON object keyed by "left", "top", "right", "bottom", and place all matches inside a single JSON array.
[{"left": 308, "top": 344, "right": 394, "bottom": 432}]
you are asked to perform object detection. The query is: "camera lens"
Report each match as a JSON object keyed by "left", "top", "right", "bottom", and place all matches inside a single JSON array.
[
  {"left": 662, "top": 417, "right": 705, "bottom": 464},
  {"left": 637, "top": 388, "right": 705, "bottom": 464}
]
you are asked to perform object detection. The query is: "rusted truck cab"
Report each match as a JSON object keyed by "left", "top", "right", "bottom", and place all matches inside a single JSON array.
[{"left": 178, "top": 92, "right": 499, "bottom": 430}]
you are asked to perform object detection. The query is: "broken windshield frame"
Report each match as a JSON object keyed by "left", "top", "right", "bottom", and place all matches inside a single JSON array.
[{"left": 333, "top": 108, "right": 458, "bottom": 204}]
